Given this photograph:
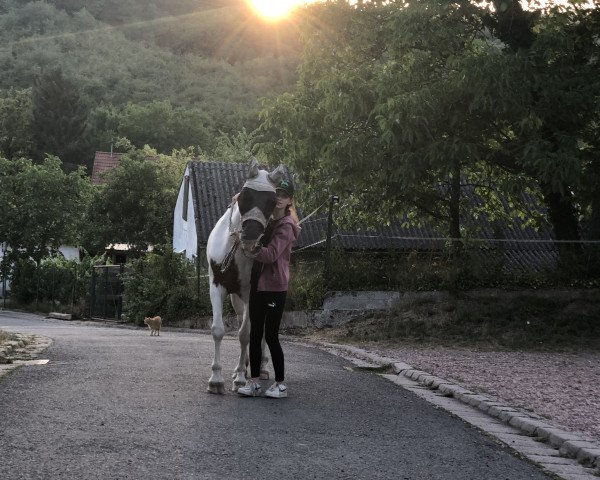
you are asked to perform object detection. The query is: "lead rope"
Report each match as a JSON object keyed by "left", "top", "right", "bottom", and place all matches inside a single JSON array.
[
  {"left": 220, "top": 237, "right": 240, "bottom": 273},
  {"left": 221, "top": 203, "right": 241, "bottom": 273}
]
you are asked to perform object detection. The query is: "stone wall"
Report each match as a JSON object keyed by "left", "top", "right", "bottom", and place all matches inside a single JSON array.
[{"left": 168, "top": 288, "right": 600, "bottom": 331}]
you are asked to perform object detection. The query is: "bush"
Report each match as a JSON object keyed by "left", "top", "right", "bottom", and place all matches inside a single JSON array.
[
  {"left": 9, "top": 259, "right": 37, "bottom": 304},
  {"left": 9, "top": 254, "right": 96, "bottom": 315},
  {"left": 287, "top": 258, "right": 327, "bottom": 310},
  {"left": 164, "top": 286, "right": 204, "bottom": 320},
  {"left": 122, "top": 245, "right": 211, "bottom": 325}
]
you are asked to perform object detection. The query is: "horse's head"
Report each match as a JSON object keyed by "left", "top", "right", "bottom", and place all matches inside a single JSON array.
[{"left": 237, "top": 157, "right": 285, "bottom": 254}]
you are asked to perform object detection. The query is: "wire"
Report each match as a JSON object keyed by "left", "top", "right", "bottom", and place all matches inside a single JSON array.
[{"left": 293, "top": 238, "right": 327, "bottom": 253}]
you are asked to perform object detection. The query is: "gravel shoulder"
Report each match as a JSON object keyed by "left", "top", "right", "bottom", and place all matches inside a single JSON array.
[{"left": 329, "top": 340, "right": 600, "bottom": 444}]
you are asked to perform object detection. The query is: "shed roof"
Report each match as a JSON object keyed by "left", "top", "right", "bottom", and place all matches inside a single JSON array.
[
  {"left": 187, "top": 161, "right": 324, "bottom": 250},
  {"left": 186, "top": 160, "right": 559, "bottom": 272}
]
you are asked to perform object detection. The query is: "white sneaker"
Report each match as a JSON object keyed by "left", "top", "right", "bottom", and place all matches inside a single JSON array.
[
  {"left": 265, "top": 382, "right": 288, "bottom": 399},
  {"left": 237, "top": 379, "right": 261, "bottom": 397}
]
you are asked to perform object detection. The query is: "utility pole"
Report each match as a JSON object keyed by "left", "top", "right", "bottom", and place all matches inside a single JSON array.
[{"left": 324, "top": 194, "right": 339, "bottom": 282}]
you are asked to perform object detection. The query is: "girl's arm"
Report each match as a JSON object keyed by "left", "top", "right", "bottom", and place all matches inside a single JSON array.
[{"left": 255, "top": 223, "right": 293, "bottom": 264}]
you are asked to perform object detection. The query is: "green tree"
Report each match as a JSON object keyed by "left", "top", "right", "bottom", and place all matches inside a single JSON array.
[
  {"left": 84, "top": 145, "right": 188, "bottom": 254},
  {"left": 31, "top": 68, "right": 91, "bottom": 171},
  {"left": 260, "top": 1, "right": 520, "bottom": 242},
  {"left": 0, "top": 87, "right": 33, "bottom": 159},
  {"left": 121, "top": 243, "right": 205, "bottom": 324},
  {"left": 88, "top": 101, "right": 213, "bottom": 154},
  {"left": 482, "top": 0, "right": 600, "bottom": 246},
  {"left": 260, "top": 0, "right": 600, "bottom": 254},
  {"left": 0, "top": 155, "right": 92, "bottom": 264},
  {"left": 210, "top": 128, "right": 262, "bottom": 162}
]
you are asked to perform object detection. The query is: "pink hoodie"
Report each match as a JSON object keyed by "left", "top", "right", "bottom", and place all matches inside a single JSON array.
[{"left": 254, "top": 214, "right": 300, "bottom": 292}]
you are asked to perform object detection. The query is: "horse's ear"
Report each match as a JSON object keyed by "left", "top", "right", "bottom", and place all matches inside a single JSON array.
[
  {"left": 246, "top": 157, "right": 259, "bottom": 179},
  {"left": 267, "top": 165, "right": 285, "bottom": 185}
]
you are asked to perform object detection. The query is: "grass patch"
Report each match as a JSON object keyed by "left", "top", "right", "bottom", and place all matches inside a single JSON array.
[{"left": 315, "top": 294, "right": 600, "bottom": 351}]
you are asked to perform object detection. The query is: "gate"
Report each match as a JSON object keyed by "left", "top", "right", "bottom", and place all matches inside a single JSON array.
[{"left": 89, "top": 265, "right": 125, "bottom": 321}]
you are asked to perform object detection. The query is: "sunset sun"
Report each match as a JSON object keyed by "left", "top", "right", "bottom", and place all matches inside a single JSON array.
[{"left": 248, "top": 0, "right": 300, "bottom": 21}]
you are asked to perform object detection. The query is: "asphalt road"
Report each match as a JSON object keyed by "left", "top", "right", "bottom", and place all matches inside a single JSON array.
[{"left": 0, "top": 310, "right": 551, "bottom": 480}]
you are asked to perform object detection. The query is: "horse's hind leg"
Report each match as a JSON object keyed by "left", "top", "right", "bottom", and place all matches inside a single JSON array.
[
  {"left": 207, "top": 283, "right": 226, "bottom": 395},
  {"left": 231, "top": 293, "right": 249, "bottom": 391}
]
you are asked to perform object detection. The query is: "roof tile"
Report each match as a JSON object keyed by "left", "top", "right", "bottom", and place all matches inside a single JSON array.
[{"left": 92, "top": 151, "right": 123, "bottom": 184}]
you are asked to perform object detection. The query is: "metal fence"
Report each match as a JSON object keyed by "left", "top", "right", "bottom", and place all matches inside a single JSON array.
[
  {"left": 89, "top": 265, "right": 125, "bottom": 321},
  {"left": 304, "top": 239, "right": 600, "bottom": 293}
]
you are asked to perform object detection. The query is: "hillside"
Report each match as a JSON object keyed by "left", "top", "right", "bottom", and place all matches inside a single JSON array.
[{"left": 0, "top": 0, "right": 302, "bottom": 160}]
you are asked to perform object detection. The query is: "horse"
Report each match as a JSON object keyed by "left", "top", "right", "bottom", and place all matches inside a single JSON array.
[{"left": 206, "top": 158, "right": 285, "bottom": 394}]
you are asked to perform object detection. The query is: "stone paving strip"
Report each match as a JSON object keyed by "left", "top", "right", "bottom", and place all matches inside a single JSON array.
[
  {"left": 0, "top": 332, "right": 53, "bottom": 380},
  {"left": 321, "top": 342, "right": 600, "bottom": 480}
]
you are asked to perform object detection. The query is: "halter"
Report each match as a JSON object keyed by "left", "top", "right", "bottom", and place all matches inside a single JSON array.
[{"left": 220, "top": 203, "right": 267, "bottom": 273}]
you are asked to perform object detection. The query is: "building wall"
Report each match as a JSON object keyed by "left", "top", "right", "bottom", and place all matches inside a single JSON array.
[
  {"left": 58, "top": 246, "right": 80, "bottom": 261},
  {"left": 173, "top": 165, "right": 198, "bottom": 260}
]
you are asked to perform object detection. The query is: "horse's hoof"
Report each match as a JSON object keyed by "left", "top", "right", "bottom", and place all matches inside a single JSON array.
[
  {"left": 260, "top": 370, "right": 269, "bottom": 380},
  {"left": 232, "top": 374, "right": 246, "bottom": 392},
  {"left": 207, "top": 383, "right": 225, "bottom": 394}
]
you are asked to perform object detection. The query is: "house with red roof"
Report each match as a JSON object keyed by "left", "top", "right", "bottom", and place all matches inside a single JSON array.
[{"left": 91, "top": 151, "right": 123, "bottom": 185}]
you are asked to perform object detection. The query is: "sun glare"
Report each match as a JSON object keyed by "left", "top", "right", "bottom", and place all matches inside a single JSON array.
[{"left": 248, "top": 0, "right": 308, "bottom": 21}]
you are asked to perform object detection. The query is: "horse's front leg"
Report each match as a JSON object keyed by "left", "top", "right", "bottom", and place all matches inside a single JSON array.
[
  {"left": 230, "top": 293, "right": 249, "bottom": 391},
  {"left": 207, "top": 283, "right": 226, "bottom": 394}
]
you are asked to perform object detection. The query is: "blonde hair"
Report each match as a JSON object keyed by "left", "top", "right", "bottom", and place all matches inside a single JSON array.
[{"left": 287, "top": 202, "right": 300, "bottom": 226}]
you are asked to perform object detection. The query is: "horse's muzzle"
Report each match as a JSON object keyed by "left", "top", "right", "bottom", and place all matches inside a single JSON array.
[{"left": 240, "top": 235, "right": 262, "bottom": 258}]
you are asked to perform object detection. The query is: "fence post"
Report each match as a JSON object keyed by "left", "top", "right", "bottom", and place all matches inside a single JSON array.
[
  {"left": 197, "top": 254, "right": 200, "bottom": 301},
  {"left": 70, "top": 268, "right": 76, "bottom": 317},
  {"left": 35, "top": 262, "right": 40, "bottom": 311},
  {"left": 89, "top": 267, "right": 96, "bottom": 319},
  {"left": 1, "top": 253, "right": 6, "bottom": 309},
  {"left": 117, "top": 264, "right": 124, "bottom": 320},
  {"left": 103, "top": 266, "right": 109, "bottom": 318},
  {"left": 324, "top": 194, "right": 339, "bottom": 282}
]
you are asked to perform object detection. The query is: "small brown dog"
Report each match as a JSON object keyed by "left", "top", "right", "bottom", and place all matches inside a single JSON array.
[{"left": 143, "top": 316, "right": 162, "bottom": 336}]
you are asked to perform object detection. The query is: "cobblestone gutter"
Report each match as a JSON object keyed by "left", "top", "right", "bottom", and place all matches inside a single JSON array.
[{"left": 322, "top": 342, "right": 600, "bottom": 479}]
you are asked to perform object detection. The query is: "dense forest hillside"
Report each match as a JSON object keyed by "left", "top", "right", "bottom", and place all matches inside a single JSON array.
[{"left": 0, "top": 0, "right": 302, "bottom": 167}]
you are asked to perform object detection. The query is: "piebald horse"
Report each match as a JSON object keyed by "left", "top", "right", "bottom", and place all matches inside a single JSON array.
[{"left": 206, "top": 158, "right": 285, "bottom": 394}]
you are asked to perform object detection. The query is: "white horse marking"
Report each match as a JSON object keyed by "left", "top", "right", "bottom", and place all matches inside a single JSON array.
[{"left": 206, "top": 159, "right": 285, "bottom": 394}]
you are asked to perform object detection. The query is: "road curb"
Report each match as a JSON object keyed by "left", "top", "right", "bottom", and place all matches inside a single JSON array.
[
  {"left": 0, "top": 334, "right": 28, "bottom": 364},
  {"left": 321, "top": 342, "right": 600, "bottom": 473},
  {"left": 0, "top": 333, "right": 53, "bottom": 380}
]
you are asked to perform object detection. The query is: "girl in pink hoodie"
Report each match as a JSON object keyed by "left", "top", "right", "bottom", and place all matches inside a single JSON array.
[{"left": 238, "top": 179, "right": 299, "bottom": 399}]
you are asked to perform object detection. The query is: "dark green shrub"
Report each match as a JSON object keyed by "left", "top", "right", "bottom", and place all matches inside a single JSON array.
[
  {"left": 287, "top": 259, "right": 327, "bottom": 310},
  {"left": 122, "top": 245, "right": 210, "bottom": 324},
  {"left": 10, "top": 255, "right": 95, "bottom": 313},
  {"left": 164, "top": 286, "right": 205, "bottom": 321},
  {"left": 9, "top": 258, "right": 37, "bottom": 304}
]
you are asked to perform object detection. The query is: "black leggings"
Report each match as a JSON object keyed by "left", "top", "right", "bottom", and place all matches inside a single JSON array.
[{"left": 249, "top": 290, "right": 286, "bottom": 382}]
